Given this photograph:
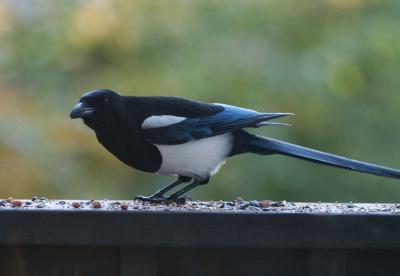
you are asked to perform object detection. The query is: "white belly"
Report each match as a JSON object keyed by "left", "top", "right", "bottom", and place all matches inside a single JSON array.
[{"left": 155, "top": 133, "right": 233, "bottom": 180}]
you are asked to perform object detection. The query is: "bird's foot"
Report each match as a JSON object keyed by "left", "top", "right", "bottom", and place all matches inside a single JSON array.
[
  {"left": 171, "top": 196, "right": 191, "bottom": 205},
  {"left": 135, "top": 195, "right": 191, "bottom": 205},
  {"left": 135, "top": 195, "right": 167, "bottom": 203}
]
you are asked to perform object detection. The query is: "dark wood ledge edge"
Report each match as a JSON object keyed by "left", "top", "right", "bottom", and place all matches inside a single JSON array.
[{"left": 1, "top": 208, "right": 400, "bottom": 249}]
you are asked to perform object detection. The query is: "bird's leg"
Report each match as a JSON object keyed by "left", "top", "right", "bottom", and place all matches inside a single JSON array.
[
  {"left": 135, "top": 176, "right": 191, "bottom": 202},
  {"left": 151, "top": 176, "right": 191, "bottom": 198},
  {"left": 166, "top": 178, "right": 210, "bottom": 202}
]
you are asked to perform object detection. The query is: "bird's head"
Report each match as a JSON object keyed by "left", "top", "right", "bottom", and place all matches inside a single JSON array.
[{"left": 70, "top": 89, "right": 120, "bottom": 129}]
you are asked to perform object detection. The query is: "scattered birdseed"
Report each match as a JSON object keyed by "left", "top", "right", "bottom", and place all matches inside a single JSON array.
[
  {"left": 120, "top": 203, "right": 129, "bottom": 210},
  {"left": 249, "top": 200, "right": 259, "bottom": 207},
  {"left": 1, "top": 199, "right": 400, "bottom": 215},
  {"left": 259, "top": 200, "right": 271, "bottom": 208},
  {"left": 236, "top": 197, "right": 243, "bottom": 203},
  {"left": 71, "top": 201, "right": 81, "bottom": 208},
  {"left": 91, "top": 201, "right": 102, "bottom": 208},
  {"left": 271, "top": 201, "right": 286, "bottom": 207},
  {"left": 11, "top": 200, "right": 22, "bottom": 207}
]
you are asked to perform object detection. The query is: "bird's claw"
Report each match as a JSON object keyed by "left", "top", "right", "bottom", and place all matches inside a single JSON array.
[
  {"left": 174, "top": 196, "right": 190, "bottom": 205},
  {"left": 134, "top": 195, "right": 167, "bottom": 203},
  {"left": 135, "top": 195, "right": 189, "bottom": 204}
]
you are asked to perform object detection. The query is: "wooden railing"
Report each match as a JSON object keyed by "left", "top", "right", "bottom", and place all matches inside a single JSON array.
[{"left": 1, "top": 199, "right": 400, "bottom": 275}]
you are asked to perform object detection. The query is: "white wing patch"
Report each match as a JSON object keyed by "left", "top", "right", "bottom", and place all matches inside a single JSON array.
[{"left": 141, "top": 115, "right": 187, "bottom": 129}]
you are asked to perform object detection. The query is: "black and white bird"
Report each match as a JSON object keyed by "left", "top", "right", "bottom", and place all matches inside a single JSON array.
[{"left": 70, "top": 89, "right": 400, "bottom": 202}]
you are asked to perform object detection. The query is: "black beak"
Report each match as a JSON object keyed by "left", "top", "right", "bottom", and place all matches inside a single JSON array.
[{"left": 70, "top": 102, "right": 95, "bottom": 119}]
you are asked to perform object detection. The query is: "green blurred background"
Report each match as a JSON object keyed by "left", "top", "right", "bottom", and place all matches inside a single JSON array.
[{"left": 0, "top": 0, "right": 399, "bottom": 202}]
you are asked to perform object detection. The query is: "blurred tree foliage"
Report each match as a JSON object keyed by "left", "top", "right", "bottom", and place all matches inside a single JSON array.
[{"left": 0, "top": 0, "right": 399, "bottom": 202}]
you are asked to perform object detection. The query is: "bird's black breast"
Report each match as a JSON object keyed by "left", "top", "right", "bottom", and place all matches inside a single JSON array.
[
  {"left": 92, "top": 99, "right": 163, "bottom": 173},
  {"left": 96, "top": 127, "right": 162, "bottom": 173}
]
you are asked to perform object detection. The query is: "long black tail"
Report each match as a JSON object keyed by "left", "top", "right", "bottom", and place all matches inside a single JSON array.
[{"left": 248, "top": 134, "right": 400, "bottom": 179}]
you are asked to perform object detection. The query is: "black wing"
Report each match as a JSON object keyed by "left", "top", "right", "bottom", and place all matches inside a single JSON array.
[{"left": 143, "top": 103, "right": 292, "bottom": 145}]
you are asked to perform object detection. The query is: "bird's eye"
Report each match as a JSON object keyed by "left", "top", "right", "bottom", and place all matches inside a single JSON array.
[{"left": 104, "top": 98, "right": 109, "bottom": 102}]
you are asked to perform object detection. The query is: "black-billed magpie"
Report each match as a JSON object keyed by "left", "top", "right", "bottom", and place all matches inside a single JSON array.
[{"left": 70, "top": 89, "right": 400, "bottom": 202}]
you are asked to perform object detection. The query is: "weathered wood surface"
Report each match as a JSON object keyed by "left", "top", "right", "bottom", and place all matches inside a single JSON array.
[{"left": 1, "top": 199, "right": 400, "bottom": 275}]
